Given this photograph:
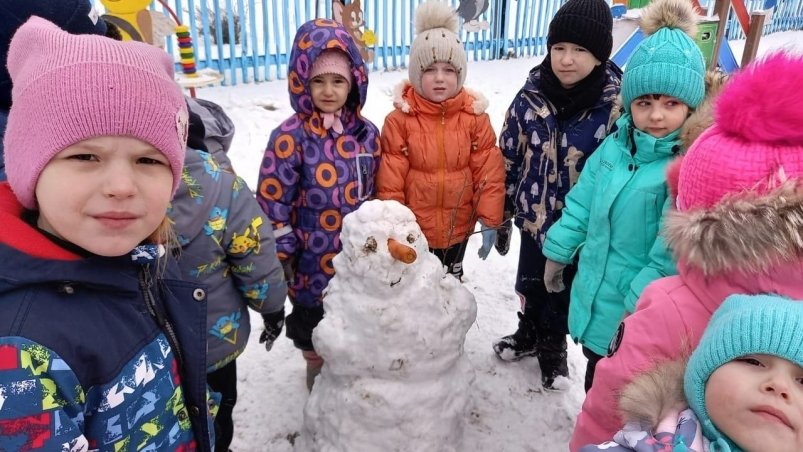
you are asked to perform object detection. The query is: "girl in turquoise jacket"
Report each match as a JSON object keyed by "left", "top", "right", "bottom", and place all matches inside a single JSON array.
[{"left": 541, "top": 0, "right": 706, "bottom": 391}]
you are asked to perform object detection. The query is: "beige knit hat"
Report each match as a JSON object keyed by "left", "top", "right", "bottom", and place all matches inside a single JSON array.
[{"left": 408, "top": 0, "right": 467, "bottom": 95}]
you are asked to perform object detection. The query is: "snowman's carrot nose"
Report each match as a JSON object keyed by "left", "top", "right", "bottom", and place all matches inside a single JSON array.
[{"left": 388, "top": 238, "right": 416, "bottom": 264}]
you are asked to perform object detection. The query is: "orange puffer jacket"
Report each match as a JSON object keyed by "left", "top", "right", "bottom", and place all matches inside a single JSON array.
[{"left": 378, "top": 82, "right": 504, "bottom": 249}]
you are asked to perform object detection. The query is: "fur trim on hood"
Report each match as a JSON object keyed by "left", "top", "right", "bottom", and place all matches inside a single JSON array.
[
  {"left": 618, "top": 359, "right": 689, "bottom": 429},
  {"left": 665, "top": 181, "right": 803, "bottom": 275},
  {"left": 391, "top": 80, "right": 489, "bottom": 115},
  {"left": 680, "top": 70, "right": 729, "bottom": 151}
]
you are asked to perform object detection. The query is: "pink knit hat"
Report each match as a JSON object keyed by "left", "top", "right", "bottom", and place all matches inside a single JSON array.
[
  {"left": 310, "top": 49, "right": 352, "bottom": 87},
  {"left": 3, "top": 17, "right": 188, "bottom": 209},
  {"left": 677, "top": 53, "right": 803, "bottom": 211}
]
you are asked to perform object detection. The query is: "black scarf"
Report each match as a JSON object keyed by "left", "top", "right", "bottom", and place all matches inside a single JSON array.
[{"left": 538, "top": 54, "right": 607, "bottom": 121}]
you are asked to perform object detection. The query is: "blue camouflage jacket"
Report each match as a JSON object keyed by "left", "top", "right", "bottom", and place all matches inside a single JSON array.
[{"left": 499, "top": 61, "right": 622, "bottom": 246}]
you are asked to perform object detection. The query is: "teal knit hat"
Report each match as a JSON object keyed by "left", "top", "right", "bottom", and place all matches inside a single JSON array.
[
  {"left": 622, "top": 0, "right": 705, "bottom": 112},
  {"left": 684, "top": 294, "right": 803, "bottom": 449}
]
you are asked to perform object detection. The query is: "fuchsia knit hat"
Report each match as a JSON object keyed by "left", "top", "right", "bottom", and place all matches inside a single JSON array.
[
  {"left": 310, "top": 49, "right": 352, "bottom": 87},
  {"left": 677, "top": 53, "right": 803, "bottom": 211},
  {"left": 3, "top": 17, "right": 188, "bottom": 209}
]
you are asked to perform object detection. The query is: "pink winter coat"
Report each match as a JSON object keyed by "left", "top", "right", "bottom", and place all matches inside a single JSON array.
[{"left": 569, "top": 181, "right": 803, "bottom": 450}]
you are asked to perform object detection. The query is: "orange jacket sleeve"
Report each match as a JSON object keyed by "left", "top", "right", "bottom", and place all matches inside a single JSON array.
[
  {"left": 470, "top": 113, "right": 505, "bottom": 228},
  {"left": 377, "top": 111, "right": 409, "bottom": 204}
]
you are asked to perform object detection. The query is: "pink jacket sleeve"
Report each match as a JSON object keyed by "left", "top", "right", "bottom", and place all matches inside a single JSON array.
[{"left": 569, "top": 277, "right": 697, "bottom": 451}]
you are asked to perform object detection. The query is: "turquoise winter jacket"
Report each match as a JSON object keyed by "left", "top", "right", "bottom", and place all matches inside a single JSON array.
[{"left": 542, "top": 114, "right": 678, "bottom": 356}]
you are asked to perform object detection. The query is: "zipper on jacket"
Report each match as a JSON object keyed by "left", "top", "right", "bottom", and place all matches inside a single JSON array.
[
  {"left": 139, "top": 266, "right": 185, "bottom": 370},
  {"left": 436, "top": 104, "right": 447, "bottom": 244}
]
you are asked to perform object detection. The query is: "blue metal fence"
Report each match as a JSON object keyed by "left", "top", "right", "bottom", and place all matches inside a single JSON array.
[{"left": 96, "top": 0, "right": 803, "bottom": 85}]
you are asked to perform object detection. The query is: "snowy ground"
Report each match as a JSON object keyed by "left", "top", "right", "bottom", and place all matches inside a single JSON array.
[{"left": 193, "top": 31, "right": 803, "bottom": 451}]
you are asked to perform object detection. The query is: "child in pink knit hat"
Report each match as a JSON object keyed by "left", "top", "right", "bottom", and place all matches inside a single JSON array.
[
  {"left": 570, "top": 51, "right": 803, "bottom": 450},
  {"left": 0, "top": 17, "right": 216, "bottom": 451}
]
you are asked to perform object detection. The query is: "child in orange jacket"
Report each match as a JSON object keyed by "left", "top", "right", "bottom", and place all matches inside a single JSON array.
[{"left": 377, "top": 0, "right": 504, "bottom": 280}]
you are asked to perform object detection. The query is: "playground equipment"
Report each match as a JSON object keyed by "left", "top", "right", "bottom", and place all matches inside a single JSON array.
[
  {"left": 611, "top": 0, "right": 771, "bottom": 74},
  {"left": 100, "top": 0, "right": 223, "bottom": 96}
]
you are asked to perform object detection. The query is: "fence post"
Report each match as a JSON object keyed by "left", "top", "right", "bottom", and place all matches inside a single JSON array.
[
  {"left": 711, "top": 0, "right": 730, "bottom": 68},
  {"left": 741, "top": 10, "right": 767, "bottom": 66}
]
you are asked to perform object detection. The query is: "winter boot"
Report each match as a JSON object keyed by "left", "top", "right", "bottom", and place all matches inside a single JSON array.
[
  {"left": 536, "top": 333, "right": 569, "bottom": 390},
  {"left": 492, "top": 312, "right": 538, "bottom": 362},
  {"left": 302, "top": 350, "right": 324, "bottom": 392}
]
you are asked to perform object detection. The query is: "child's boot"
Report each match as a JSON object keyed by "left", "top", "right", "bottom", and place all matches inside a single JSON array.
[
  {"left": 536, "top": 333, "right": 569, "bottom": 390},
  {"left": 492, "top": 312, "right": 538, "bottom": 361},
  {"left": 302, "top": 350, "right": 324, "bottom": 391}
]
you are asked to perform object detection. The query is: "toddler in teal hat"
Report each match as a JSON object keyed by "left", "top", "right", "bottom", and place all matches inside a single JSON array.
[
  {"left": 541, "top": 0, "right": 706, "bottom": 390},
  {"left": 580, "top": 294, "right": 803, "bottom": 452},
  {"left": 685, "top": 294, "right": 803, "bottom": 452}
]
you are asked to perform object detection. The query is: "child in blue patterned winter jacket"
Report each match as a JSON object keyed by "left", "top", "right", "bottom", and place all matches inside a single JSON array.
[
  {"left": 169, "top": 98, "right": 287, "bottom": 451},
  {"left": 256, "top": 19, "right": 380, "bottom": 391},
  {"left": 492, "top": 0, "right": 622, "bottom": 391},
  {"left": 541, "top": 0, "right": 705, "bottom": 392},
  {"left": 0, "top": 18, "right": 215, "bottom": 450}
]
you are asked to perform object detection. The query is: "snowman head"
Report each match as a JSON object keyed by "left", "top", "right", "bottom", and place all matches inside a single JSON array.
[{"left": 334, "top": 200, "right": 436, "bottom": 291}]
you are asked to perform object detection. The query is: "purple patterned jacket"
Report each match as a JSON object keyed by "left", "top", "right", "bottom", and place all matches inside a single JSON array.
[{"left": 256, "top": 19, "right": 380, "bottom": 308}]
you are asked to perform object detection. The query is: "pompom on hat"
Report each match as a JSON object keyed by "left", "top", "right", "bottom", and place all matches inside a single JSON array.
[
  {"left": 621, "top": 0, "right": 706, "bottom": 112},
  {"left": 677, "top": 52, "right": 803, "bottom": 211},
  {"left": 547, "top": 0, "right": 613, "bottom": 63},
  {"left": 310, "top": 48, "right": 353, "bottom": 88},
  {"left": 3, "top": 17, "right": 188, "bottom": 210},
  {"left": 408, "top": 0, "right": 468, "bottom": 95},
  {"left": 684, "top": 294, "right": 803, "bottom": 449}
]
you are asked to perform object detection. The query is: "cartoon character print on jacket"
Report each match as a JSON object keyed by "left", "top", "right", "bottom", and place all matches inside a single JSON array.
[
  {"left": 499, "top": 61, "right": 622, "bottom": 245},
  {"left": 170, "top": 149, "right": 286, "bottom": 372},
  {"left": 257, "top": 19, "right": 380, "bottom": 308}
]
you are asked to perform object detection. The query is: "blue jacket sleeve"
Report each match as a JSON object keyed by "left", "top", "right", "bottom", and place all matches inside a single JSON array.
[
  {"left": 0, "top": 338, "right": 86, "bottom": 450},
  {"left": 499, "top": 95, "right": 527, "bottom": 210},
  {"left": 222, "top": 175, "right": 288, "bottom": 315},
  {"left": 256, "top": 128, "right": 301, "bottom": 260},
  {"left": 542, "top": 146, "right": 602, "bottom": 264},
  {"left": 623, "top": 196, "right": 678, "bottom": 312}
]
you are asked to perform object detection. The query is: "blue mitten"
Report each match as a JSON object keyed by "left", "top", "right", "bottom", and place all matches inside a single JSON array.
[{"left": 478, "top": 220, "right": 497, "bottom": 260}]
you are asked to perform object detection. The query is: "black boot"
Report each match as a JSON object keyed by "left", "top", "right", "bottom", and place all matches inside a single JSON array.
[
  {"left": 537, "top": 333, "right": 569, "bottom": 390},
  {"left": 493, "top": 312, "right": 538, "bottom": 362}
]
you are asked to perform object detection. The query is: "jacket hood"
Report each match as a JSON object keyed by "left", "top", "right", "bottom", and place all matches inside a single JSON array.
[
  {"left": 0, "top": 182, "right": 78, "bottom": 262},
  {"left": 618, "top": 359, "right": 689, "bottom": 429},
  {"left": 391, "top": 80, "right": 489, "bottom": 116},
  {"left": 665, "top": 181, "right": 803, "bottom": 276},
  {"left": 679, "top": 70, "right": 729, "bottom": 151},
  {"left": 287, "top": 19, "right": 370, "bottom": 116}
]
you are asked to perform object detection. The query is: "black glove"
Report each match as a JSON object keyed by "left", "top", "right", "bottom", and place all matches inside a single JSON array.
[
  {"left": 259, "top": 309, "right": 285, "bottom": 352},
  {"left": 495, "top": 215, "right": 513, "bottom": 256}
]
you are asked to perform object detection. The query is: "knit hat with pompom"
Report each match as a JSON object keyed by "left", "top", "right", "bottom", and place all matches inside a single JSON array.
[
  {"left": 677, "top": 52, "right": 803, "bottom": 211},
  {"left": 408, "top": 0, "right": 467, "bottom": 95},
  {"left": 663, "top": 52, "right": 803, "bottom": 276},
  {"left": 621, "top": 0, "right": 705, "bottom": 112}
]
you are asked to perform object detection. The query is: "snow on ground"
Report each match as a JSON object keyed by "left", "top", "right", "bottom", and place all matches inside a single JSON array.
[{"left": 193, "top": 31, "right": 803, "bottom": 452}]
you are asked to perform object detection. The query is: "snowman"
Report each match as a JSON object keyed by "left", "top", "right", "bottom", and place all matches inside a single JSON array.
[{"left": 296, "top": 200, "right": 477, "bottom": 452}]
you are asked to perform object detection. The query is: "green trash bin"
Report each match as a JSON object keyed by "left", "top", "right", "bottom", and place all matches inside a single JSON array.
[
  {"left": 695, "top": 19, "right": 719, "bottom": 69},
  {"left": 627, "top": 0, "right": 651, "bottom": 9}
]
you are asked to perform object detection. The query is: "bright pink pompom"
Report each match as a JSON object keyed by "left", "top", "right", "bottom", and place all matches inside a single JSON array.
[{"left": 716, "top": 52, "right": 803, "bottom": 145}]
